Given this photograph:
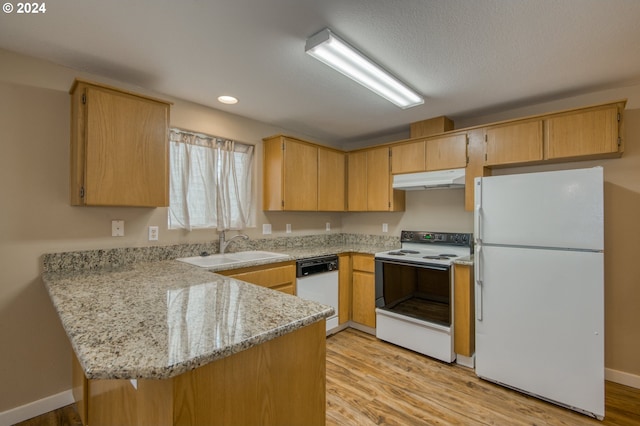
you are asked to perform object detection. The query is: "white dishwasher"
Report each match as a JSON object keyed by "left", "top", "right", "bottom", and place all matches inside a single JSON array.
[{"left": 296, "top": 255, "right": 339, "bottom": 334}]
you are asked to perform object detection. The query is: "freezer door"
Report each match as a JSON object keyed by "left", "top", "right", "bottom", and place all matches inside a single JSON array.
[
  {"left": 475, "top": 167, "right": 603, "bottom": 250},
  {"left": 475, "top": 245, "right": 604, "bottom": 418}
]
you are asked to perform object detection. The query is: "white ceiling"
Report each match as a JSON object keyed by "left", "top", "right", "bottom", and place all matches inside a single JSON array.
[{"left": 2, "top": 0, "right": 640, "bottom": 146}]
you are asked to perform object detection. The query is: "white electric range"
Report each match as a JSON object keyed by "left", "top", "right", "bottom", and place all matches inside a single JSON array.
[{"left": 374, "top": 230, "right": 473, "bottom": 362}]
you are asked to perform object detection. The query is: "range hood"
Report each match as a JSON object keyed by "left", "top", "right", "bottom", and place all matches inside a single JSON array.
[{"left": 392, "top": 168, "right": 466, "bottom": 190}]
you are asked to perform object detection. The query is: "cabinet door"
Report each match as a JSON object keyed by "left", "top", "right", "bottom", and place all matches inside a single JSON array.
[
  {"left": 84, "top": 87, "right": 169, "bottom": 206},
  {"left": 352, "top": 254, "right": 375, "bottom": 328},
  {"left": 318, "top": 148, "right": 345, "bottom": 211},
  {"left": 352, "top": 270, "right": 375, "bottom": 328},
  {"left": 283, "top": 139, "right": 318, "bottom": 210},
  {"left": 545, "top": 105, "right": 620, "bottom": 159},
  {"left": 426, "top": 133, "right": 467, "bottom": 171},
  {"left": 485, "top": 120, "right": 543, "bottom": 166},
  {"left": 391, "top": 141, "right": 425, "bottom": 174},
  {"left": 347, "top": 151, "right": 368, "bottom": 211},
  {"left": 367, "top": 147, "right": 391, "bottom": 211}
]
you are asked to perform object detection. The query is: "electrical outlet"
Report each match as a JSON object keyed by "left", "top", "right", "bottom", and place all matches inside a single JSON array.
[
  {"left": 382, "top": 223, "right": 388, "bottom": 233},
  {"left": 326, "top": 222, "right": 331, "bottom": 231},
  {"left": 148, "top": 226, "right": 159, "bottom": 241},
  {"left": 286, "top": 224, "right": 292, "bottom": 233},
  {"left": 112, "top": 220, "right": 124, "bottom": 237},
  {"left": 263, "top": 224, "right": 272, "bottom": 235}
]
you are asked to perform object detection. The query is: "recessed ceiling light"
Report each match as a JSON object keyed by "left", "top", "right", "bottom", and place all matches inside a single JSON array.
[{"left": 217, "top": 95, "right": 238, "bottom": 105}]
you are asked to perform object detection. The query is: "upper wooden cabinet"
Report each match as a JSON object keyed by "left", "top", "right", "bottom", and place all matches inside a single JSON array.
[
  {"left": 263, "top": 136, "right": 318, "bottom": 211},
  {"left": 318, "top": 147, "right": 346, "bottom": 211},
  {"left": 69, "top": 79, "right": 170, "bottom": 207},
  {"left": 426, "top": 133, "right": 468, "bottom": 171},
  {"left": 484, "top": 120, "right": 543, "bottom": 166},
  {"left": 545, "top": 103, "right": 623, "bottom": 160},
  {"left": 391, "top": 141, "right": 425, "bottom": 174},
  {"left": 391, "top": 133, "right": 467, "bottom": 174},
  {"left": 348, "top": 147, "right": 405, "bottom": 212},
  {"left": 263, "top": 135, "right": 346, "bottom": 211}
]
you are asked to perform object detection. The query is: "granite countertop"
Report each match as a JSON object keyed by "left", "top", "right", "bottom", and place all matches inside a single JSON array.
[
  {"left": 41, "top": 235, "right": 397, "bottom": 381},
  {"left": 42, "top": 260, "right": 334, "bottom": 380},
  {"left": 208, "top": 243, "right": 391, "bottom": 272},
  {"left": 452, "top": 255, "right": 474, "bottom": 266}
]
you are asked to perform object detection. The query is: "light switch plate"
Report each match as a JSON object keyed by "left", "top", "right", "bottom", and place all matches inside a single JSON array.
[
  {"left": 326, "top": 222, "right": 331, "bottom": 231},
  {"left": 263, "top": 224, "right": 272, "bottom": 235},
  {"left": 286, "top": 224, "right": 292, "bottom": 233},
  {"left": 112, "top": 220, "right": 124, "bottom": 237},
  {"left": 382, "top": 223, "right": 388, "bottom": 233}
]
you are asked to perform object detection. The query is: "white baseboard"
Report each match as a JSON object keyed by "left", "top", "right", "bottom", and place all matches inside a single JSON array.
[
  {"left": 0, "top": 389, "right": 73, "bottom": 426},
  {"left": 606, "top": 368, "right": 640, "bottom": 389}
]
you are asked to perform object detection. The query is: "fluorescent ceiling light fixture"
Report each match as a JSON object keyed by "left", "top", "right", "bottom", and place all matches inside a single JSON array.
[
  {"left": 305, "top": 28, "right": 424, "bottom": 109},
  {"left": 218, "top": 95, "right": 238, "bottom": 104}
]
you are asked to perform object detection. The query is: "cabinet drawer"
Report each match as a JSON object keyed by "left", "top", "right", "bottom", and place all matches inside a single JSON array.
[{"left": 220, "top": 262, "right": 296, "bottom": 295}]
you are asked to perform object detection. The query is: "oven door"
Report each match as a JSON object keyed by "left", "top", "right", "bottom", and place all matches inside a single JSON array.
[{"left": 375, "top": 258, "right": 452, "bottom": 327}]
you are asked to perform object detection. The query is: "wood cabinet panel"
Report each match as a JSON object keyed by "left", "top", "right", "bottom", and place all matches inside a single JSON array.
[
  {"left": 426, "top": 133, "right": 468, "bottom": 171},
  {"left": 367, "top": 147, "right": 391, "bottom": 211},
  {"left": 351, "top": 254, "right": 376, "bottom": 328},
  {"left": 219, "top": 262, "right": 297, "bottom": 295},
  {"left": 454, "top": 264, "right": 474, "bottom": 357},
  {"left": 464, "top": 129, "right": 491, "bottom": 212},
  {"left": 347, "top": 151, "right": 368, "bottom": 211},
  {"left": 263, "top": 136, "right": 318, "bottom": 211},
  {"left": 70, "top": 79, "right": 170, "bottom": 207},
  {"left": 338, "top": 254, "right": 352, "bottom": 324},
  {"left": 485, "top": 120, "right": 543, "bottom": 166},
  {"left": 318, "top": 147, "right": 346, "bottom": 211},
  {"left": 545, "top": 104, "right": 621, "bottom": 159},
  {"left": 283, "top": 140, "right": 318, "bottom": 211},
  {"left": 78, "top": 321, "right": 326, "bottom": 426},
  {"left": 391, "top": 141, "right": 425, "bottom": 174}
]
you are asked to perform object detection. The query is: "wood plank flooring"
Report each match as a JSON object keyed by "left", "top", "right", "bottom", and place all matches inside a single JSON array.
[
  {"left": 14, "top": 328, "right": 640, "bottom": 425},
  {"left": 326, "top": 329, "right": 640, "bottom": 426}
]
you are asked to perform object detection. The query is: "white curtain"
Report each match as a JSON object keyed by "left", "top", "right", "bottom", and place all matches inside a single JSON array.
[{"left": 169, "top": 129, "right": 255, "bottom": 231}]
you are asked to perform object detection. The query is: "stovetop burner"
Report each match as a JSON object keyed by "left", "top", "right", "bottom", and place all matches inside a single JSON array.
[
  {"left": 375, "top": 230, "right": 473, "bottom": 266},
  {"left": 423, "top": 255, "right": 459, "bottom": 260},
  {"left": 387, "top": 249, "right": 420, "bottom": 256}
]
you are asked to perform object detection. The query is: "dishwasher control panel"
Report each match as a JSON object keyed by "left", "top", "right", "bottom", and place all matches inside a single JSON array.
[{"left": 296, "top": 255, "right": 339, "bottom": 277}]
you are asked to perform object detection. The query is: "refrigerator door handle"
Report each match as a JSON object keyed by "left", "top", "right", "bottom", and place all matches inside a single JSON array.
[
  {"left": 475, "top": 245, "right": 483, "bottom": 321},
  {"left": 474, "top": 178, "right": 482, "bottom": 245}
]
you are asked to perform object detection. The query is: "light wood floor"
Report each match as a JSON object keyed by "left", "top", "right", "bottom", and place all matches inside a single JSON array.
[
  {"left": 326, "top": 329, "right": 640, "bottom": 426},
  {"left": 15, "top": 328, "right": 640, "bottom": 425}
]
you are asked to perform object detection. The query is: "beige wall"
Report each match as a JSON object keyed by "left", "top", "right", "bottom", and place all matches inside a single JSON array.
[{"left": 1, "top": 46, "right": 639, "bottom": 414}]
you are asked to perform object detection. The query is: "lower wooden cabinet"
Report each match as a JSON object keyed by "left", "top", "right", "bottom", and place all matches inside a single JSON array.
[
  {"left": 351, "top": 254, "right": 376, "bottom": 328},
  {"left": 453, "top": 263, "right": 474, "bottom": 357},
  {"left": 71, "top": 321, "right": 326, "bottom": 426},
  {"left": 218, "top": 261, "right": 296, "bottom": 295}
]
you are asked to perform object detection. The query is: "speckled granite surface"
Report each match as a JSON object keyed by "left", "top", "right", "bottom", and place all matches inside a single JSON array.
[
  {"left": 42, "top": 233, "right": 398, "bottom": 380},
  {"left": 42, "top": 233, "right": 400, "bottom": 273},
  {"left": 42, "top": 261, "right": 334, "bottom": 380},
  {"left": 452, "top": 255, "right": 474, "bottom": 266}
]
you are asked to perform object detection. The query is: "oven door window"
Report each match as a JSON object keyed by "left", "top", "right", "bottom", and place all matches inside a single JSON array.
[{"left": 377, "top": 260, "right": 451, "bottom": 327}]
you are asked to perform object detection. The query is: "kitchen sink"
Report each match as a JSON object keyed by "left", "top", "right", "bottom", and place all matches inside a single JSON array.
[{"left": 176, "top": 251, "right": 290, "bottom": 268}]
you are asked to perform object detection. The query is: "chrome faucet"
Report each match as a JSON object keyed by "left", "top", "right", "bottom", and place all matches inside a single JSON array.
[{"left": 219, "top": 230, "right": 249, "bottom": 254}]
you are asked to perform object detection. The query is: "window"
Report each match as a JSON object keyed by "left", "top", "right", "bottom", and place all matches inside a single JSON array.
[{"left": 169, "top": 128, "right": 255, "bottom": 230}]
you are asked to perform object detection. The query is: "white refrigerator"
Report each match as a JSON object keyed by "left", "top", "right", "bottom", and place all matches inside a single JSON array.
[{"left": 474, "top": 167, "right": 604, "bottom": 419}]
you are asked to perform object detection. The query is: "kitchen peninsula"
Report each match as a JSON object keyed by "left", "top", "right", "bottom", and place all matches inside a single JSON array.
[{"left": 42, "top": 259, "right": 333, "bottom": 426}]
